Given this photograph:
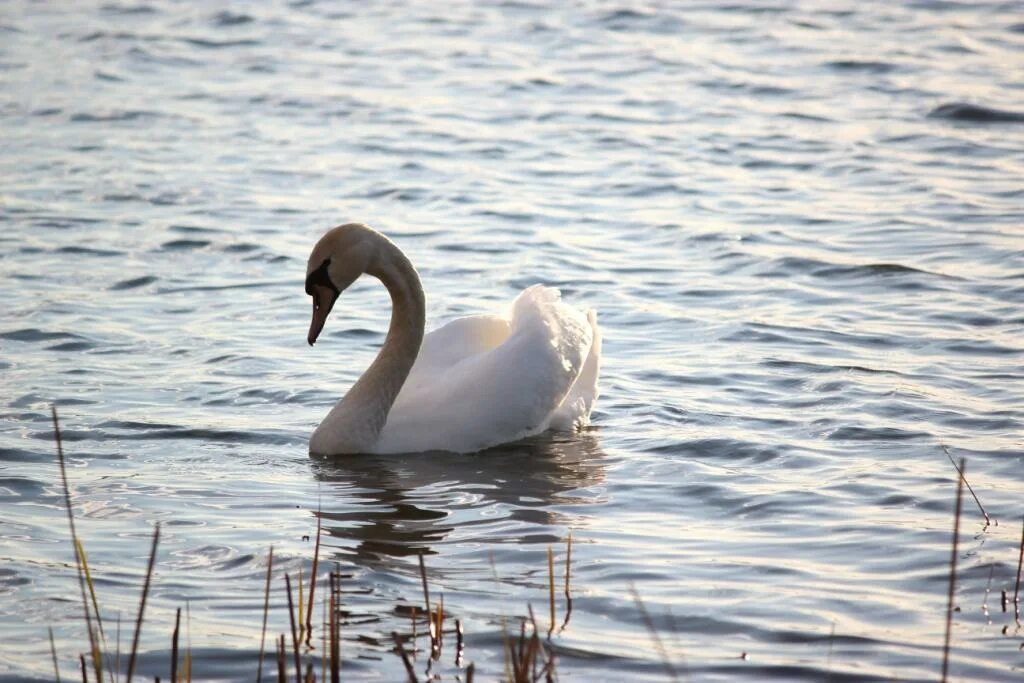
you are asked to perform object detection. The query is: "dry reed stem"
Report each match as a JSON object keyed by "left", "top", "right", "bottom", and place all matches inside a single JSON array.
[
  {"left": 565, "top": 532, "right": 573, "bottom": 602},
  {"left": 547, "top": 547, "right": 555, "bottom": 639},
  {"left": 629, "top": 582, "right": 681, "bottom": 683},
  {"left": 75, "top": 540, "right": 106, "bottom": 643},
  {"left": 305, "top": 514, "right": 322, "bottom": 640},
  {"left": 391, "top": 632, "right": 417, "bottom": 683},
  {"left": 49, "top": 626, "right": 62, "bottom": 683},
  {"left": 79, "top": 653, "right": 87, "bottom": 683},
  {"left": 53, "top": 406, "right": 102, "bottom": 683},
  {"left": 184, "top": 602, "right": 192, "bottom": 683},
  {"left": 171, "top": 607, "right": 181, "bottom": 683},
  {"left": 297, "top": 568, "right": 304, "bottom": 644},
  {"left": 433, "top": 594, "right": 444, "bottom": 660},
  {"left": 126, "top": 523, "right": 161, "bottom": 682},
  {"left": 418, "top": 553, "right": 431, "bottom": 616},
  {"left": 329, "top": 571, "right": 340, "bottom": 683},
  {"left": 320, "top": 591, "right": 327, "bottom": 683},
  {"left": 941, "top": 457, "right": 965, "bottom": 683},
  {"left": 284, "top": 575, "right": 302, "bottom": 683},
  {"left": 942, "top": 446, "right": 990, "bottom": 526},
  {"left": 1013, "top": 517, "right": 1024, "bottom": 623},
  {"left": 454, "top": 618, "right": 464, "bottom": 669},
  {"left": 257, "top": 547, "right": 274, "bottom": 683},
  {"left": 276, "top": 635, "right": 286, "bottom": 683}
]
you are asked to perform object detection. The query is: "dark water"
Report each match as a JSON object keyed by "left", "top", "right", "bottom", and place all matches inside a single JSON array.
[{"left": 1, "top": 1, "right": 1023, "bottom": 680}]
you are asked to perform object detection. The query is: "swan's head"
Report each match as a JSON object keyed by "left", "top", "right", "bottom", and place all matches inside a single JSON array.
[{"left": 305, "top": 223, "right": 376, "bottom": 346}]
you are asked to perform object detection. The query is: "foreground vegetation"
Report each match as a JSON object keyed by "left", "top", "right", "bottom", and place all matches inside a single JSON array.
[{"left": 46, "top": 408, "right": 1023, "bottom": 682}]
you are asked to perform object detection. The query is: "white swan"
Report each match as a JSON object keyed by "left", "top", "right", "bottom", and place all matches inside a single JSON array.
[{"left": 305, "top": 223, "right": 601, "bottom": 455}]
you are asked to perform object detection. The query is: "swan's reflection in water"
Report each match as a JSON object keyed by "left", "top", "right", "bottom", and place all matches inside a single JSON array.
[{"left": 309, "top": 432, "right": 606, "bottom": 567}]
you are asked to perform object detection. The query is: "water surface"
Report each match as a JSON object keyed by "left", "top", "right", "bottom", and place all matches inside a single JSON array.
[{"left": 1, "top": 1, "right": 1023, "bottom": 680}]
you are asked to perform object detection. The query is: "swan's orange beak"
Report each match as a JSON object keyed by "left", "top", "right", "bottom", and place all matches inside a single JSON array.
[{"left": 307, "top": 285, "right": 338, "bottom": 346}]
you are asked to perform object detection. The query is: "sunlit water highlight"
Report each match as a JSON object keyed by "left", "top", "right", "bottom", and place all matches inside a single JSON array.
[{"left": 1, "top": 1, "right": 1023, "bottom": 681}]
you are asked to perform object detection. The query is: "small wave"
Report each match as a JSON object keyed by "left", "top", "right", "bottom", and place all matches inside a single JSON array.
[
  {"left": 31, "top": 424, "right": 303, "bottom": 446},
  {"left": 101, "top": 4, "right": 157, "bottom": 15},
  {"left": 70, "top": 110, "right": 160, "bottom": 123},
  {"left": 827, "top": 426, "right": 930, "bottom": 441},
  {"left": 182, "top": 37, "right": 260, "bottom": 49},
  {"left": 928, "top": 102, "right": 1024, "bottom": 123},
  {"left": 47, "top": 340, "right": 95, "bottom": 352},
  {"left": 211, "top": 10, "right": 253, "bottom": 26},
  {"left": 812, "top": 262, "right": 944, "bottom": 279},
  {"left": 56, "top": 245, "right": 123, "bottom": 256},
  {"left": 826, "top": 59, "right": 898, "bottom": 74},
  {"left": 110, "top": 275, "right": 158, "bottom": 290},
  {"left": 223, "top": 243, "right": 261, "bottom": 253},
  {"left": 170, "top": 224, "right": 222, "bottom": 234},
  {"left": 0, "top": 329, "right": 82, "bottom": 343},
  {"left": 161, "top": 239, "right": 211, "bottom": 250}
]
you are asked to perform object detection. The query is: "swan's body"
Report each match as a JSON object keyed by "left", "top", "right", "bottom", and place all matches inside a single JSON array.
[{"left": 305, "top": 223, "right": 601, "bottom": 455}]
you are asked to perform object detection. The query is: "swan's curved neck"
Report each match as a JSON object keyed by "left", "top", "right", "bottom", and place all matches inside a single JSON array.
[{"left": 313, "top": 235, "right": 425, "bottom": 454}]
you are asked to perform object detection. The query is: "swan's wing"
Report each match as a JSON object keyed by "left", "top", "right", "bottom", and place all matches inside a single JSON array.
[
  {"left": 399, "top": 313, "right": 511, "bottom": 396},
  {"left": 377, "top": 286, "right": 594, "bottom": 454}
]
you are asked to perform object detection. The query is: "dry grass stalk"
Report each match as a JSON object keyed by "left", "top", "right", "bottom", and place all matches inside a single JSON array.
[
  {"left": 284, "top": 575, "right": 302, "bottom": 683},
  {"left": 53, "top": 406, "right": 102, "bottom": 683},
  {"left": 392, "top": 631, "right": 417, "bottom": 683},
  {"left": 321, "top": 590, "right": 328, "bottom": 683},
  {"left": 547, "top": 547, "right": 555, "bottom": 638},
  {"left": 562, "top": 532, "right": 573, "bottom": 633},
  {"left": 257, "top": 547, "right": 274, "bottom": 683},
  {"left": 75, "top": 541, "right": 106, "bottom": 644},
  {"left": 942, "top": 446, "right": 990, "bottom": 526},
  {"left": 1014, "top": 517, "right": 1024, "bottom": 623},
  {"left": 941, "top": 457, "right": 965, "bottom": 683},
  {"left": 297, "top": 567, "right": 305, "bottom": 643},
  {"left": 418, "top": 553, "right": 431, "bottom": 616},
  {"left": 171, "top": 607, "right": 181, "bottom": 683},
  {"left": 629, "top": 582, "right": 680, "bottom": 683},
  {"left": 49, "top": 626, "right": 61, "bottom": 683},
  {"left": 183, "top": 603, "right": 192, "bottom": 683},
  {"left": 505, "top": 607, "right": 556, "bottom": 683},
  {"left": 276, "top": 634, "right": 286, "bottom": 683},
  {"left": 305, "top": 515, "right": 322, "bottom": 640},
  {"left": 329, "top": 571, "right": 340, "bottom": 683},
  {"left": 126, "top": 522, "right": 161, "bottom": 682},
  {"left": 454, "top": 618, "right": 464, "bottom": 669}
]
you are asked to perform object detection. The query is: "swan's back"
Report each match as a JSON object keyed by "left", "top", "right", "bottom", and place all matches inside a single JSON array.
[{"left": 375, "top": 286, "right": 599, "bottom": 454}]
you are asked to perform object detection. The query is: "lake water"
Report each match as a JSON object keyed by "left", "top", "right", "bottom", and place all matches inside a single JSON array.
[{"left": 1, "top": 1, "right": 1023, "bottom": 680}]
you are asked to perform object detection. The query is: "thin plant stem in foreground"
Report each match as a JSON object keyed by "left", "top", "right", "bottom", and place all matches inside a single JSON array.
[
  {"left": 49, "top": 627, "right": 61, "bottom": 683},
  {"left": 126, "top": 523, "right": 161, "bottom": 682},
  {"left": 257, "top": 547, "right": 274, "bottom": 683},
  {"left": 418, "top": 552, "right": 431, "bottom": 616},
  {"left": 1013, "top": 516, "right": 1024, "bottom": 623},
  {"left": 629, "top": 582, "right": 681, "bottom": 683},
  {"left": 285, "top": 575, "right": 302, "bottom": 683},
  {"left": 392, "top": 632, "right": 417, "bottom": 683},
  {"left": 942, "top": 446, "right": 990, "bottom": 526},
  {"left": 547, "top": 547, "right": 555, "bottom": 639},
  {"left": 941, "top": 457, "right": 965, "bottom": 683},
  {"left": 305, "top": 515, "right": 322, "bottom": 640},
  {"left": 52, "top": 406, "right": 101, "bottom": 683},
  {"left": 171, "top": 607, "right": 181, "bottom": 683}
]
